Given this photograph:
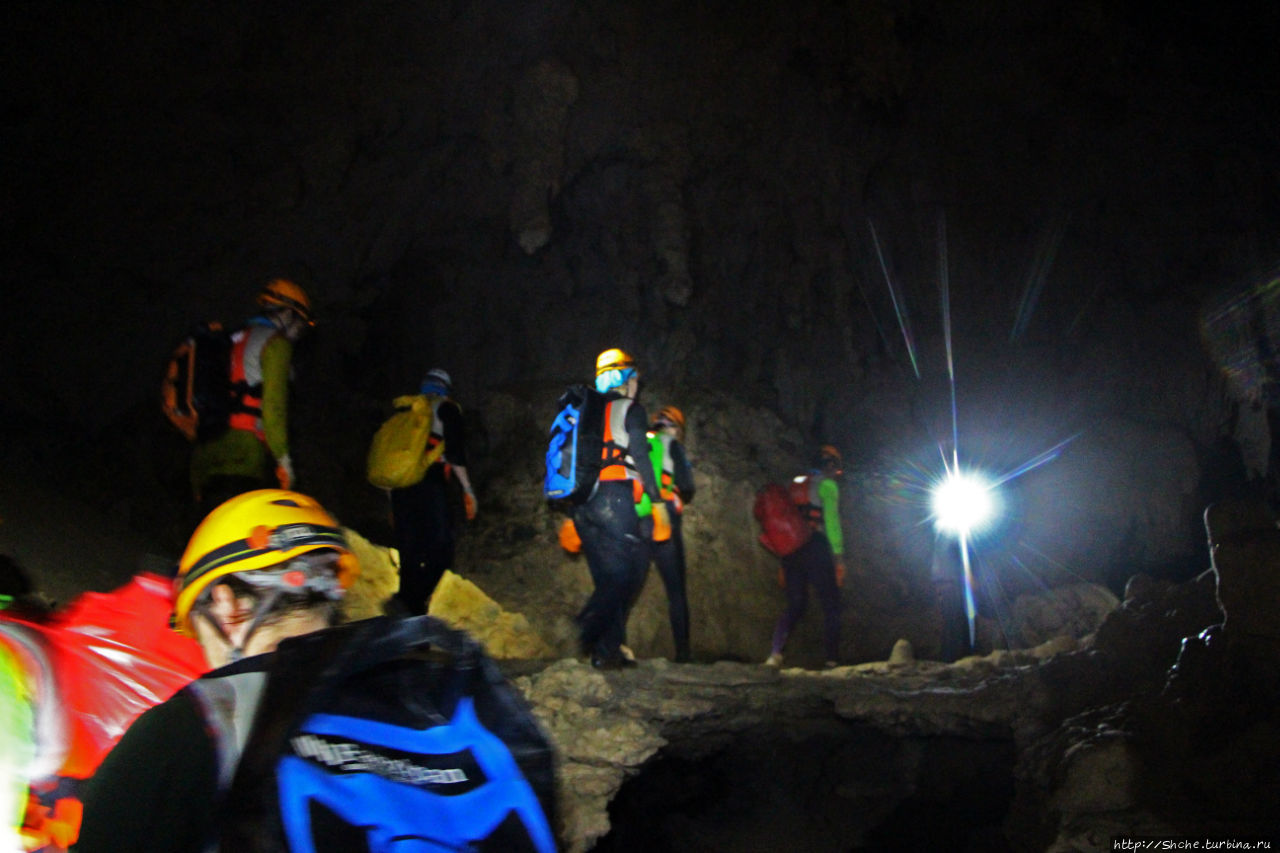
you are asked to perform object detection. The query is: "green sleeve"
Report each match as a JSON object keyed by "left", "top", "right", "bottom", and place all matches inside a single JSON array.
[
  {"left": 0, "top": 643, "right": 34, "bottom": 836},
  {"left": 819, "top": 477, "right": 843, "bottom": 556},
  {"left": 259, "top": 334, "right": 293, "bottom": 460},
  {"left": 74, "top": 692, "right": 219, "bottom": 853}
]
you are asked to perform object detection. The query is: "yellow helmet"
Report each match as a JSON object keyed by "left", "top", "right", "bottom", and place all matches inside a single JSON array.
[
  {"left": 595, "top": 348, "right": 636, "bottom": 376},
  {"left": 257, "top": 278, "right": 314, "bottom": 325},
  {"left": 172, "top": 489, "right": 360, "bottom": 637}
]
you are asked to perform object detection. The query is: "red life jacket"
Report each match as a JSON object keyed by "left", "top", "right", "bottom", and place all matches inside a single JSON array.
[{"left": 1, "top": 573, "right": 208, "bottom": 849}]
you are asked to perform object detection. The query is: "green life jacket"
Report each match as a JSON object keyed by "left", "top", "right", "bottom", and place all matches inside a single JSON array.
[{"left": 634, "top": 433, "right": 669, "bottom": 518}]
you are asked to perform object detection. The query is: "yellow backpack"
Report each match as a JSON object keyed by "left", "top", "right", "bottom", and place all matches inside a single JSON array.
[{"left": 366, "top": 394, "right": 446, "bottom": 489}]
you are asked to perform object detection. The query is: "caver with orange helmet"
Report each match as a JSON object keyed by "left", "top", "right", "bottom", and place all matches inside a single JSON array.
[
  {"left": 644, "top": 403, "right": 696, "bottom": 662},
  {"left": 189, "top": 280, "right": 315, "bottom": 515},
  {"left": 817, "top": 444, "right": 843, "bottom": 475},
  {"left": 768, "top": 445, "right": 847, "bottom": 669},
  {"left": 256, "top": 278, "right": 315, "bottom": 326},
  {"left": 652, "top": 405, "right": 685, "bottom": 436},
  {"left": 172, "top": 489, "right": 359, "bottom": 664}
]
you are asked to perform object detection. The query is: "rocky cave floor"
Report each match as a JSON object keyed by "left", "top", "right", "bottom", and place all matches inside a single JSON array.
[
  {"left": 4, "top": 451, "right": 1280, "bottom": 852},
  {"left": 455, "top": 497, "right": 1280, "bottom": 852}
]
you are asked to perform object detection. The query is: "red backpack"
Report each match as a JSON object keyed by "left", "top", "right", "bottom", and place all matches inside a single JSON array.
[{"left": 753, "top": 483, "right": 813, "bottom": 557}]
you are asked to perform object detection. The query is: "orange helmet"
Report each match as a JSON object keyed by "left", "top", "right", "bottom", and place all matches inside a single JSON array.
[
  {"left": 257, "top": 278, "right": 314, "bottom": 325},
  {"left": 653, "top": 405, "right": 685, "bottom": 432},
  {"left": 172, "top": 489, "right": 359, "bottom": 637}
]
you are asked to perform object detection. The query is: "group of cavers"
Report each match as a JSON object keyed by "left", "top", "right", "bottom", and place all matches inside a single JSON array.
[{"left": 1, "top": 279, "right": 851, "bottom": 851}]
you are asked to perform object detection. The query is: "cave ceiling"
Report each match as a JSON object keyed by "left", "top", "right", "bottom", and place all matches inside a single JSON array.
[{"left": 3, "top": 0, "right": 1280, "bottom": 575}]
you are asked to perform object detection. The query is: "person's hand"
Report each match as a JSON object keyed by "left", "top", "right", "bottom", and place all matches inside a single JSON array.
[
  {"left": 558, "top": 518, "right": 581, "bottom": 554},
  {"left": 834, "top": 559, "right": 846, "bottom": 588},
  {"left": 275, "top": 453, "right": 295, "bottom": 489},
  {"left": 463, "top": 491, "right": 477, "bottom": 521}
]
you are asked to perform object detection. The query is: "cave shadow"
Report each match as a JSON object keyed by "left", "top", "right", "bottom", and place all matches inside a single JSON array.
[{"left": 595, "top": 720, "right": 1015, "bottom": 852}]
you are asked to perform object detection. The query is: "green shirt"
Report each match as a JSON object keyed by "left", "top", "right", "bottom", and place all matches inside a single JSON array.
[{"left": 818, "top": 476, "right": 843, "bottom": 557}]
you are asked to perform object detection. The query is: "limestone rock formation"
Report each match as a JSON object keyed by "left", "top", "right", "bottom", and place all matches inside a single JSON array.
[{"left": 503, "top": 502, "right": 1276, "bottom": 849}]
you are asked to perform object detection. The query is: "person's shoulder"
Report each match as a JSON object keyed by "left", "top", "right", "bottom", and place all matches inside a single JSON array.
[
  {"left": 97, "top": 686, "right": 209, "bottom": 771},
  {"left": 261, "top": 330, "right": 293, "bottom": 354}
]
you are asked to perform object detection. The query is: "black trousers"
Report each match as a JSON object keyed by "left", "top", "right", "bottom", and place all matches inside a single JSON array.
[
  {"left": 574, "top": 481, "right": 647, "bottom": 662},
  {"left": 648, "top": 501, "right": 691, "bottom": 662},
  {"left": 934, "top": 579, "right": 972, "bottom": 662},
  {"left": 390, "top": 469, "right": 455, "bottom": 615}
]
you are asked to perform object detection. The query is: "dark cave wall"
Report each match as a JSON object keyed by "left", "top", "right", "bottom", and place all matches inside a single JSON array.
[{"left": 4, "top": 0, "right": 1279, "bottom": 591}]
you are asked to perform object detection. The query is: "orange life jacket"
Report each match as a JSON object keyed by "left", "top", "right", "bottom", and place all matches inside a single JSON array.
[
  {"left": 226, "top": 324, "right": 274, "bottom": 438},
  {"left": 597, "top": 397, "right": 638, "bottom": 483}
]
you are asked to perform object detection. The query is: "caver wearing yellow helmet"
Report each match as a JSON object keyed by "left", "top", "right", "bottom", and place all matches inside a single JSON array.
[
  {"left": 77, "top": 490, "right": 558, "bottom": 853},
  {"left": 594, "top": 347, "right": 637, "bottom": 394},
  {"left": 189, "top": 279, "right": 316, "bottom": 521},
  {"left": 171, "top": 489, "right": 359, "bottom": 665},
  {"left": 77, "top": 490, "right": 361, "bottom": 852},
  {"left": 572, "top": 349, "right": 665, "bottom": 669}
]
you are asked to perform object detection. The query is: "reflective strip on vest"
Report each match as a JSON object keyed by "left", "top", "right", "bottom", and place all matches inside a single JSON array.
[
  {"left": 186, "top": 670, "right": 269, "bottom": 791},
  {"left": 425, "top": 395, "right": 447, "bottom": 460},
  {"left": 598, "top": 398, "right": 636, "bottom": 481},
  {"left": 792, "top": 474, "right": 824, "bottom": 527},
  {"left": 651, "top": 433, "right": 678, "bottom": 500},
  {"left": 227, "top": 325, "right": 273, "bottom": 438},
  {"left": 0, "top": 623, "right": 66, "bottom": 783}
]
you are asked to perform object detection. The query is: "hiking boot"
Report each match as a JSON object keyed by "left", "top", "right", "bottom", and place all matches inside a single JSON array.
[{"left": 764, "top": 653, "right": 783, "bottom": 667}]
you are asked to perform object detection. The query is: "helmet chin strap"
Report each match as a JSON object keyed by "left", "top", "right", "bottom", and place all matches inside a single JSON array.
[{"left": 196, "top": 588, "right": 286, "bottom": 663}]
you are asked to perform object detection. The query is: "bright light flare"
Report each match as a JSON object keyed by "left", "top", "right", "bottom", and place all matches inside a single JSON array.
[{"left": 931, "top": 470, "right": 998, "bottom": 537}]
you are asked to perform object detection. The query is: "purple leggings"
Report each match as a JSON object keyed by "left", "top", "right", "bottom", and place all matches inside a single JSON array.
[{"left": 770, "top": 534, "right": 841, "bottom": 660}]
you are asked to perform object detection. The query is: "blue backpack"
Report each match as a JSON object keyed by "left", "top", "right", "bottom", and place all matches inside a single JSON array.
[
  {"left": 219, "top": 616, "right": 558, "bottom": 852},
  {"left": 544, "top": 384, "right": 610, "bottom": 506}
]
